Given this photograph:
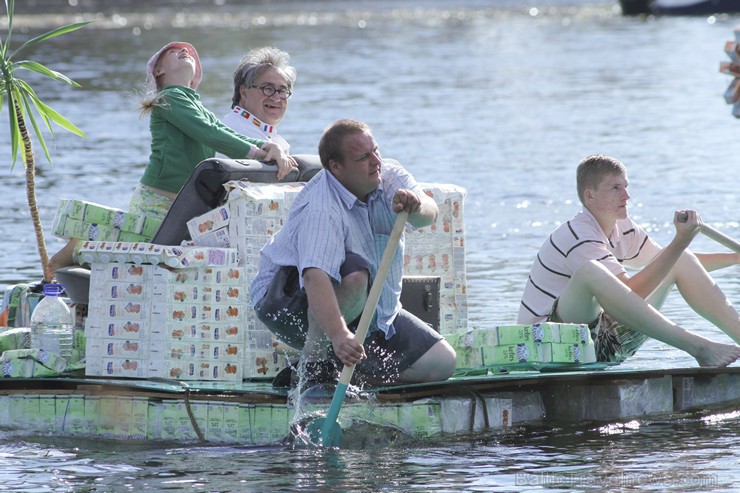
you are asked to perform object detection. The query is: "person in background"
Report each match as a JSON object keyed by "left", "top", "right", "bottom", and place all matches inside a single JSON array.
[
  {"left": 250, "top": 119, "right": 457, "bottom": 390},
  {"left": 518, "top": 154, "right": 740, "bottom": 367},
  {"left": 223, "top": 46, "right": 295, "bottom": 153},
  {"left": 47, "top": 41, "right": 295, "bottom": 277}
]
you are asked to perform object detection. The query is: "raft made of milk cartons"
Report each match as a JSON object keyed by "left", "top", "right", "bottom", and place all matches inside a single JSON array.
[
  {"left": 1, "top": 157, "right": 739, "bottom": 446},
  {"left": 1, "top": 364, "right": 739, "bottom": 445}
]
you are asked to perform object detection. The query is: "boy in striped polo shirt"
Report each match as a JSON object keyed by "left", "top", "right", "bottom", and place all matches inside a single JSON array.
[{"left": 518, "top": 154, "right": 740, "bottom": 367}]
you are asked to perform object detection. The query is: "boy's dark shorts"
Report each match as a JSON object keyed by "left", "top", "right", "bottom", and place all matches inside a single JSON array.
[{"left": 548, "top": 298, "right": 649, "bottom": 363}]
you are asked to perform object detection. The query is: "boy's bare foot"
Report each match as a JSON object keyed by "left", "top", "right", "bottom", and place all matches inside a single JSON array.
[
  {"left": 46, "top": 239, "right": 79, "bottom": 280},
  {"left": 694, "top": 340, "right": 740, "bottom": 367}
]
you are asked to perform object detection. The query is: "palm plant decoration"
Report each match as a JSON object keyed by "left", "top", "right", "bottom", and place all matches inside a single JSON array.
[{"left": 1, "top": 0, "right": 91, "bottom": 282}]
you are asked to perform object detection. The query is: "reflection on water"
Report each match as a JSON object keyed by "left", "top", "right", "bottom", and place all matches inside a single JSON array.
[
  {"left": 2, "top": 0, "right": 740, "bottom": 490},
  {"left": 3, "top": 410, "right": 740, "bottom": 491}
]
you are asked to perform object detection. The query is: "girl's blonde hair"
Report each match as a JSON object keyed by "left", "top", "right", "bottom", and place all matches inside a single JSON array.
[{"left": 139, "top": 54, "right": 167, "bottom": 114}]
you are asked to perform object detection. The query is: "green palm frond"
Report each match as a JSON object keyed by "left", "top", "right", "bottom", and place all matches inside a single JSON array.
[
  {"left": 1, "top": 11, "right": 91, "bottom": 166},
  {"left": 7, "top": 88, "right": 20, "bottom": 166},
  {"left": 2, "top": 1, "right": 14, "bottom": 57},
  {"left": 16, "top": 78, "right": 86, "bottom": 137},
  {"left": 10, "top": 20, "right": 92, "bottom": 58},
  {"left": 16, "top": 60, "right": 82, "bottom": 88}
]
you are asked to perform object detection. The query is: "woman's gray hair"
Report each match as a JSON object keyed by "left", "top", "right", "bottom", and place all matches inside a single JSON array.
[{"left": 231, "top": 47, "right": 297, "bottom": 108}]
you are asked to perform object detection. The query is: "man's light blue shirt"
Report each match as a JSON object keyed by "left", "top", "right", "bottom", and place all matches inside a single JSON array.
[{"left": 249, "top": 160, "right": 423, "bottom": 338}]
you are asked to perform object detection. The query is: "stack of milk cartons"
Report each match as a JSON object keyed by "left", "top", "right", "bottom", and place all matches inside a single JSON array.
[
  {"left": 185, "top": 180, "right": 304, "bottom": 378},
  {"left": 85, "top": 251, "right": 247, "bottom": 381},
  {"left": 403, "top": 183, "right": 468, "bottom": 335},
  {"left": 446, "top": 323, "right": 597, "bottom": 371},
  {"left": 52, "top": 198, "right": 162, "bottom": 243},
  {"left": 186, "top": 205, "right": 231, "bottom": 248}
]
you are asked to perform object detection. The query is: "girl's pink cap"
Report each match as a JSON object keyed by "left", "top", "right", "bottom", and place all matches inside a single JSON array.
[{"left": 146, "top": 41, "right": 203, "bottom": 89}]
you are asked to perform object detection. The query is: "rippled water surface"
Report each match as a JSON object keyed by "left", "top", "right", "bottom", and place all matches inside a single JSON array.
[{"left": 2, "top": 0, "right": 740, "bottom": 491}]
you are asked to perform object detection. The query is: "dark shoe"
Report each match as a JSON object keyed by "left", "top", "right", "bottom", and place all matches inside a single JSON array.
[{"left": 272, "top": 364, "right": 295, "bottom": 388}]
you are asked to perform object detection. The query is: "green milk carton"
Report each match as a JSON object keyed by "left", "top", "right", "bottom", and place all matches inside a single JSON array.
[
  {"left": 206, "top": 402, "right": 225, "bottom": 443},
  {"left": 222, "top": 402, "right": 240, "bottom": 443}
]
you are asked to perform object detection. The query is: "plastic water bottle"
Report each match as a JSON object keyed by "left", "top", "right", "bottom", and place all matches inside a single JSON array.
[{"left": 30, "top": 283, "right": 74, "bottom": 361}]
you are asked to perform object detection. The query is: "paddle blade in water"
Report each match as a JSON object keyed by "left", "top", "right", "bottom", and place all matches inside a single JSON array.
[{"left": 305, "top": 417, "right": 343, "bottom": 447}]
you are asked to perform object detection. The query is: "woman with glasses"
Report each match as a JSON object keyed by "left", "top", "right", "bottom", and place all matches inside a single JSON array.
[{"left": 223, "top": 47, "right": 296, "bottom": 153}]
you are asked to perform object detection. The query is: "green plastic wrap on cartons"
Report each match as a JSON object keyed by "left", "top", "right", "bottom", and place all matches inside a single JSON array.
[
  {"left": 454, "top": 347, "right": 484, "bottom": 370},
  {"left": 496, "top": 325, "right": 536, "bottom": 346},
  {"left": 557, "top": 324, "right": 593, "bottom": 345},
  {"left": 541, "top": 342, "right": 597, "bottom": 364},
  {"left": 83, "top": 204, "right": 144, "bottom": 234},
  {"left": 71, "top": 327, "right": 86, "bottom": 364},
  {"left": 57, "top": 198, "right": 86, "bottom": 220},
  {"left": 0, "top": 327, "right": 31, "bottom": 352},
  {"left": 141, "top": 216, "right": 163, "bottom": 239},
  {"left": 531, "top": 323, "right": 559, "bottom": 343},
  {"left": 472, "top": 327, "right": 497, "bottom": 347},
  {"left": 0, "top": 348, "right": 68, "bottom": 377},
  {"left": 57, "top": 199, "right": 147, "bottom": 235},
  {"left": 118, "top": 231, "right": 150, "bottom": 242},
  {"left": 58, "top": 218, "right": 120, "bottom": 242},
  {"left": 483, "top": 341, "right": 541, "bottom": 366}
]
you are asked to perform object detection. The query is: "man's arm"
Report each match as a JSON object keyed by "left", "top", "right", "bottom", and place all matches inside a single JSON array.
[
  {"left": 302, "top": 267, "right": 365, "bottom": 366},
  {"left": 393, "top": 189, "right": 438, "bottom": 228}
]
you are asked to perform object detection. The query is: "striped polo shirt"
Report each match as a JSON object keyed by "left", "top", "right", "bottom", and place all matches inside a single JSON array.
[{"left": 517, "top": 208, "right": 661, "bottom": 324}]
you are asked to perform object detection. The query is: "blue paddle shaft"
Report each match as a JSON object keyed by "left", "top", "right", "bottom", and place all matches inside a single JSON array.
[{"left": 320, "top": 382, "right": 349, "bottom": 439}]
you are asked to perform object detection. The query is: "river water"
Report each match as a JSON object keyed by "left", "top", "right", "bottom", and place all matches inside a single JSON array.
[{"left": 2, "top": 0, "right": 740, "bottom": 491}]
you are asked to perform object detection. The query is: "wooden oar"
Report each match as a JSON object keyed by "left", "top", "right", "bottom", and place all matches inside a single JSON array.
[
  {"left": 678, "top": 212, "right": 740, "bottom": 253},
  {"left": 306, "top": 210, "right": 409, "bottom": 447}
]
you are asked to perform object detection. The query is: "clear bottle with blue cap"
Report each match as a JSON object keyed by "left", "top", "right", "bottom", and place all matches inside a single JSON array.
[{"left": 30, "top": 283, "right": 74, "bottom": 361}]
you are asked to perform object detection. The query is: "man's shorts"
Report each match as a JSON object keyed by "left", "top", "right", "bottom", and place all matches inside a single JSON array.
[
  {"left": 548, "top": 299, "right": 649, "bottom": 363},
  {"left": 254, "top": 257, "right": 443, "bottom": 382}
]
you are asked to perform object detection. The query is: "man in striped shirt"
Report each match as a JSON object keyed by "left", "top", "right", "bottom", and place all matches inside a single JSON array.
[
  {"left": 250, "top": 119, "right": 456, "bottom": 389},
  {"left": 518, "top": 154, "right": 740, "bottom": 367}
]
